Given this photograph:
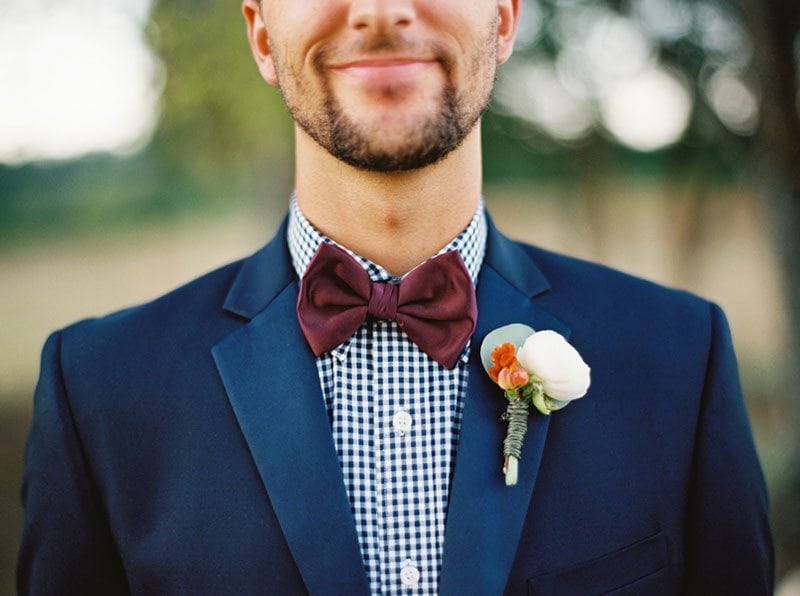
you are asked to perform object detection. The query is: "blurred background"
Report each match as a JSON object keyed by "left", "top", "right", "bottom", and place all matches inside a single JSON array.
[{"left": 1, "top": 0, "right": 798, "bottom": 591}]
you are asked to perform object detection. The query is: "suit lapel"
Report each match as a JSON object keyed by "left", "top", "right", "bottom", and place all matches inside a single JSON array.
[
  {"left": 212, "top": 220, "right": 370, "bottom": 596},
  {"left": 439, "top": 221, "right": 570, "bottom": 596}
]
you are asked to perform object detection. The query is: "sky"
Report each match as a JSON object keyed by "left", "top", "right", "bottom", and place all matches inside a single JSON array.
[{"left": 0, "top": 0, "right": 161, "bottom": 165}]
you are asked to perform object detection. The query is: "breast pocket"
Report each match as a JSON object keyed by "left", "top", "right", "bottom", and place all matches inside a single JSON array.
[{"left": 527, "top": 530, "right": 670, "bottom": 595}]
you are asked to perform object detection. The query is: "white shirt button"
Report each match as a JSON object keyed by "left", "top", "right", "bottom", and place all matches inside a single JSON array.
[
  {"left": 400, "top": 561, "right": 420, "bottom": 587},
  {"left": 393, "top": 410, "right": 413, "bottom": 435}
]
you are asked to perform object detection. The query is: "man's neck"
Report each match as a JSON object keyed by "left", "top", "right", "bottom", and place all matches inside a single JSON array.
[{"left": 293, "top": 126, "right": 483, "bottom": 277}]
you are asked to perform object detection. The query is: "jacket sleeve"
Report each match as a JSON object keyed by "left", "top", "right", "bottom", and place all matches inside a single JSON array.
[
  {"left": 17, "top": 331, "right": 129, "bottom": 595},
  {"left": 683, "top": 303, "right": 774, "bottom": 594}
]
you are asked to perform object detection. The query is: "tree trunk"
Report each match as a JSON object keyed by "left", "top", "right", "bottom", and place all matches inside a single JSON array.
[{"left": 732, "top": 0, "right": 800, "bottom": 580}]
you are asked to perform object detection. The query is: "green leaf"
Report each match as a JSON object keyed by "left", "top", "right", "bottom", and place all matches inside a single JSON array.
[{"left": 531, "top": 387, "right": 550, "bottom": 415}]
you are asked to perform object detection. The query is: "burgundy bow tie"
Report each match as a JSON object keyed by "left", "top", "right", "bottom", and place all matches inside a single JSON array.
[{"left": 297, "top": 243, "right": 478, "bottom": 369}]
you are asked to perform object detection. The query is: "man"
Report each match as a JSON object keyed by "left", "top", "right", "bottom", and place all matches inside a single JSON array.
[{"left": 18, "top": 0, "right": 772, "bottom": 594}]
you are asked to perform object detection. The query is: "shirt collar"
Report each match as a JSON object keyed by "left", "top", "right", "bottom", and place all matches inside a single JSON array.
[
  {"left": 286, "top": 193, "right": 486, "bottom": 363},
  {"left": 287, "top": 192, "right": 487, "bottom": 286}
]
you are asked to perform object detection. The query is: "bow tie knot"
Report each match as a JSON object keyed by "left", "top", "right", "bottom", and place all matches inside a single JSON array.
[
  {"left": 297, "top": 242, "right": 478, "bottom": 369},
  {"left": 368, "top": 282, "right": 399, "bottom": 321}
]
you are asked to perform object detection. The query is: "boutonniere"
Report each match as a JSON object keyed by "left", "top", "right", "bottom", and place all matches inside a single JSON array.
[{"left": 480, "top": 324, "right": 591, "bottom": 486}]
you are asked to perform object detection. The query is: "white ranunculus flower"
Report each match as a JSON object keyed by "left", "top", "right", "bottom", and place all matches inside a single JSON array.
[{"left": 516, "top": 330, "right": 591, "bottom": 401}]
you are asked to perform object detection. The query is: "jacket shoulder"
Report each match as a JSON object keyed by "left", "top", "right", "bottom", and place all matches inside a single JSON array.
[
  {"left": 519, "top": 242, "right": 712, "bottom": 321},
  {"left": 514, "top": 241, "right": 721, "bottom": 390}
]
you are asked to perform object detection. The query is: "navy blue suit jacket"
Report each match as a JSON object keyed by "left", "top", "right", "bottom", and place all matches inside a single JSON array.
[{"left": 19, "top": 216, "right": 773, "bottom": 594}]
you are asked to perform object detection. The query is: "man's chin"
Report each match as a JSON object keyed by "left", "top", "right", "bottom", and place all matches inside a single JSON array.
[
  {"left": 326, "top": 142, "right": 454, "bottom": 173},
  {"left": 324, "top": 119, "right": 468, "bottom": 172}
]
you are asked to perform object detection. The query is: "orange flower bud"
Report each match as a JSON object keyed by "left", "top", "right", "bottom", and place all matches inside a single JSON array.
[
  {"left": 497, "top": 364, "right": 529, "bottom": 390},
  {"left": 491, "top": 342, "right": 518, "bottom": 369}
]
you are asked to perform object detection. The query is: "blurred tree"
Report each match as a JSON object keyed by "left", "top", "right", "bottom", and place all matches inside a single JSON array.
[
  {"left": 733, "top": 0, "right": 800, "bottom": 573},
  {"left": 147, "top": 0, "right": 294, "bottom": 200},
  {"left": 734, "top": 0, "right": 800, "bottom": 362}
]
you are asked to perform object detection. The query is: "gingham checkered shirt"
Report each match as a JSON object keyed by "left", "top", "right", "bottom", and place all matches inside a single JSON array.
[{"left": 287, "top": 196, "right": 487, "bottom": 595}]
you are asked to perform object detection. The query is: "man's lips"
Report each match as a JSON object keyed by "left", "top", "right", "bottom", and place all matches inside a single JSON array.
[{"left": 330, "top": 58, "right": 439, "bottom": 82}]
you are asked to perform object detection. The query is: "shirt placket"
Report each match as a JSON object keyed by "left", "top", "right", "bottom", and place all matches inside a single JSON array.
[
  {"left": 368, "top": 322, "right": 399, "bottom": 594},
  {"left": 371, "top": 318, "right": 389, "bottom": 594}
]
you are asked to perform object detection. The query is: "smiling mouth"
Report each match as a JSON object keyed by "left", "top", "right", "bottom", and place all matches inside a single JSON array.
[{"left": 331, "top": 58, "right": 439, "bottom": 83}]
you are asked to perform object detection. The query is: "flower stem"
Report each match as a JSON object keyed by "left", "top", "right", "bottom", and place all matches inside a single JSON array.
[{"left": 502, "top": 398, "right": 530, "bottom": 486}]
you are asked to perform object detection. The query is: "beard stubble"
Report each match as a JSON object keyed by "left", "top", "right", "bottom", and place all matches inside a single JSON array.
[{"left": 273, "top": 23, "right": 498, "bottom": 172}]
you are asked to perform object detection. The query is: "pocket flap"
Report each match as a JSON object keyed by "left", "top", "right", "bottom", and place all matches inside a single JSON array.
[{"left": 527, "top": 530, "right": 669, "bottom": 595}]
